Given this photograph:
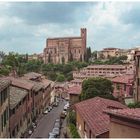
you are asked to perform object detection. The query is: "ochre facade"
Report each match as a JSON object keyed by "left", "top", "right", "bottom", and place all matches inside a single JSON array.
[
  {"left": 109, "top": 118, "right": 140, "bottom": 138},
  {"left": 43, "top": 28, "right": 86, "bottom": 64}
]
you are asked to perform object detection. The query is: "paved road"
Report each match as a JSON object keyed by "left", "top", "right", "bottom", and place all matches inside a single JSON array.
[{"left": 30, "top": 100, "right": 66, "bottom": 138}]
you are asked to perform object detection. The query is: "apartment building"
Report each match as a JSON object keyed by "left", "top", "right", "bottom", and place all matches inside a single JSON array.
[
  {"left": 0, "top": 79, "right": 11, "bottom": 138},
  {"left": 42, "top": 79, "right": 52, "bottom": 111},
  {"left": 134, "top": 51, "right": 140, "bottom": 102},
  {"left": 7, "top": 77, "right": 34, "bottom": 131},
  {"left": 97, "top": 48, "right": 121, "bottom": 59},
  {"left": 111, "top": 75, "right": 134, "bottom": 100},
  {"left": 67, "top": 85, "right": 81, "bottom": 105},
  {"left": 73, "top": 65, "right": 127, "bottom": 80},
  {"left": 9, "top": 86, "right": 28, "bottom": 138}
]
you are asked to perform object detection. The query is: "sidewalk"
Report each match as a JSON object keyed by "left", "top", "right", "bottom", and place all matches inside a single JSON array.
[{"left": 60, "top": 117, "right": 67, "bottom": 138}]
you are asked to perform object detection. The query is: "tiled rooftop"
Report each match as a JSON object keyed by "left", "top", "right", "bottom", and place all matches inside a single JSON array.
[
  {"left": 7, "top": 77, "right": 34, "bottom": 90},
  {"left": 24, "top": 72, "right": 42, "bottom": 80},
  {"left": 67, "top": 85, "right": 81, "bottom": 95},
  {"left": 111, "top": 74, "right": 134, "bottom": 84},
  {"left": 21, "top": 77, "right": 43, "bottom": 92},
  {"left": 75, "top": 97, "right": 127, "bottom": 136},
  {"left": 0, "top": 78, "right": 11, "bottom": 92},
  {"left": 105, "top": 108, "right": 140, "bottom": 122},
  {"left": 10, "top": 86, "right": 28, "bottom": 109},
  {"left": 70, "top": 79, "right": 83, "bottom": 83}
]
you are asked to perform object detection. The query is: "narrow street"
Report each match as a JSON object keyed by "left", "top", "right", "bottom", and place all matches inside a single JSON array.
[{"left": 30, "top": 100, "right": 66, "bottom": 138}]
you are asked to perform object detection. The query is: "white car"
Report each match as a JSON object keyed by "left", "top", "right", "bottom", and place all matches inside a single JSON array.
[
  {"left": 28, "top": 130, "right": 32, "bottom": 135},
  {"left": 64, "top": 105, "right": 68, "bottom": 110},
  {"left": 63, "top": 110, "right": 67, "bottom": 116},
  {"left": 48, "top": 132, "right": 57, "bottom": 138},
  {"left": 52, "top": 128, "right": 60, "bottom": 136},
  {"left": 43, "top": 109, "right": 48, "bottom": 114}
]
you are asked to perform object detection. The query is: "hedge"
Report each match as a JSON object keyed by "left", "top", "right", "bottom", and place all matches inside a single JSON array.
[{"left": 69, "top": 123, "right": 80, "bottom": 138}]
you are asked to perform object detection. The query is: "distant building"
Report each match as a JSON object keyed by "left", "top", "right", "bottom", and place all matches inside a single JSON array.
[
  {"left": 69, "top": 79, "right": 83, "bottom": 87},
  {"left": 111, "top": 74, "right": 134, "bottom": 101},
  {"left": 105, "top": 108, "right": 140, "bottom": 138},
  {"left": 4, "top": 77, "right": 34, "bottom": 138},
  {"left": 73, "top": 65, "right": 127, "bottom": 80},
  {"left": 67, "top": 85, "right": 81, "bottom": 105},
  {"left": 97, "top": 48, "right": 121, "bottom": 59},
  {"left": 74, "top": 97, "right": 127, "bottom": 138},
  {"left": 28, "top": 53, "right": 38, "bottom": 61},
  {"left": 43, "top": 28, "right": 87, "bottom": 64},
  {"left": 134, "top": 51, "right": 140, "bottom": 102},
  {"left": 0, "top": 79, "right": 11, "bottom": 138}
]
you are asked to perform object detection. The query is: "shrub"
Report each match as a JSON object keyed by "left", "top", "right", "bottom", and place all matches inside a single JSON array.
[{"left": 69, "top": 123, "right": 80, "bottom": 138}]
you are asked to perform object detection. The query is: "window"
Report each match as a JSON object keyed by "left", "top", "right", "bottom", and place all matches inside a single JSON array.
[
  {"left": 89, "top": 130, "right": 92, "bottom": 138},
  {"left": 137, "top": 78, "right": 140, "bottom": 86},
  {"left": 138, "top": 57, "right": 140, "bottom": 67},
  {"left": 0, "top": 88, "right": 8, "bottom": 106},
  {"left": 84, "top": 121, "right": 86, "bottom": 131},
  {"left": 3, "top": 109, "right": 7, "bottom": 127},
  {"left": 124, "top": 84, "right": 126, "bottom": 91},
  {"left": 12, "top": 108, "right": 15, "bottom": 115},
  {"left": 116, "top": 84, "right": 120, "bottom": 90},
  {"left": 1, "top": 115, "right": 3, "bottom": 132}
]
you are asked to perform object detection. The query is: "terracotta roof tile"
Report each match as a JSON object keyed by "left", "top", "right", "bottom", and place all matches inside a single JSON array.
[
  {"left": 111, "top": 75, "right": 134, "bottom": 84},
  {"left": 0, "top": 78, "right": 11, "bottom": 92},
  {"left": 75, "top": 97, "right": 127, "bottom": 136},
  {"left": 67, "top": 85, "right": 81, "bottom": 95},
  {"left": 24, "top": 72, "right": 42, "bottom": 80},
  {"left": 105, "top": 108, "right": 140, "bottom": 122},
  {"left": 10, "top": 86, "right": 28, "bottom": 109},
  {"left": 4, "top": 77, "right": 34, "bottom": 90}
]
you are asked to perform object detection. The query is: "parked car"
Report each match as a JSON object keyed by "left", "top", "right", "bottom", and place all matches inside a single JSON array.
[
  {"left": 53, "top": 102, "right": 58, "bottom": 107},
  {"left": 65, "top": 102, "right": 69, "bottom": 108},
  {"left": 55, "top": 118, "right": 62, "bottom": 125},
  {"left": 60, "top": 112, "right": 66, "bottom": 119},
  {"left": 52, "top": 128, "right": 60, "bottom": 136},
  {"left": 48, "top": 106, "right": 53, "bottom": 111},
  {"left": 62, "top": 110, "right": 67, "bottom": 116},
  {"left": 55, "top": 118, "right": 60, "bottom": 123},
  {"left": 28, "top": 130, "right": 33, "bottom": 135},
  {"left": 63, "top": 105, "right": 68, "bottom": 111},
  {"left": 54, "top": 122, "right": 60, "bottom": 128},
  {"left": 48, "top": 132, "right": 57, "bottom": 138},
  {"left": 43, "top": 109, "right": 48, "bottom": 115}
]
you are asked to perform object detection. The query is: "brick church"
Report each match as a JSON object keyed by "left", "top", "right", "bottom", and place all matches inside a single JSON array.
[{"left": 43, "top": 28, "right": 87, "bottom": 64}]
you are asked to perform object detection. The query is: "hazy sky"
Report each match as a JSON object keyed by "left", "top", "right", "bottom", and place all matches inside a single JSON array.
[{"left": 0, "top": 2, "right": 140, "bottom": 54}]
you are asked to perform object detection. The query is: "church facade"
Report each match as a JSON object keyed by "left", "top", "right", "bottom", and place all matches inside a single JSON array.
[{"left": 43, "top": 28, "right": 87, "bottom": 64}]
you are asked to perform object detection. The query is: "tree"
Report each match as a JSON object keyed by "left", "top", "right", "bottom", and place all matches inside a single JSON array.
[
  {"left": 0, "top": 67, "right": 10, "bottom": 76},
  {"left": 128, "top": 102, "right": 140, "bottom": 108},
  {"left": 66, "top": 72, "right": 73, "bottom": 81},
  {"left": 25, "top": 60, "right": 42, "bottom": 72},
  {"left": 48, "top": 53, "right": 51, "bottom": 63},
  {"left": 62, "top": 56, "right": 65, "bottom": 64},
  {"left": 56, "top": 74, "right": 65, "bottom": 82},
  {"left": 47, "top": 71, "right": 57, "bottom": 81},
  {"left": 92, "top": 51, "right": 97, "bottom": 60},
  {"left": 0, "top": 51, "right": 5, "bottom": 63},
  {"left": 80, "top": 77, "right": 116, "bottom": 101}
]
